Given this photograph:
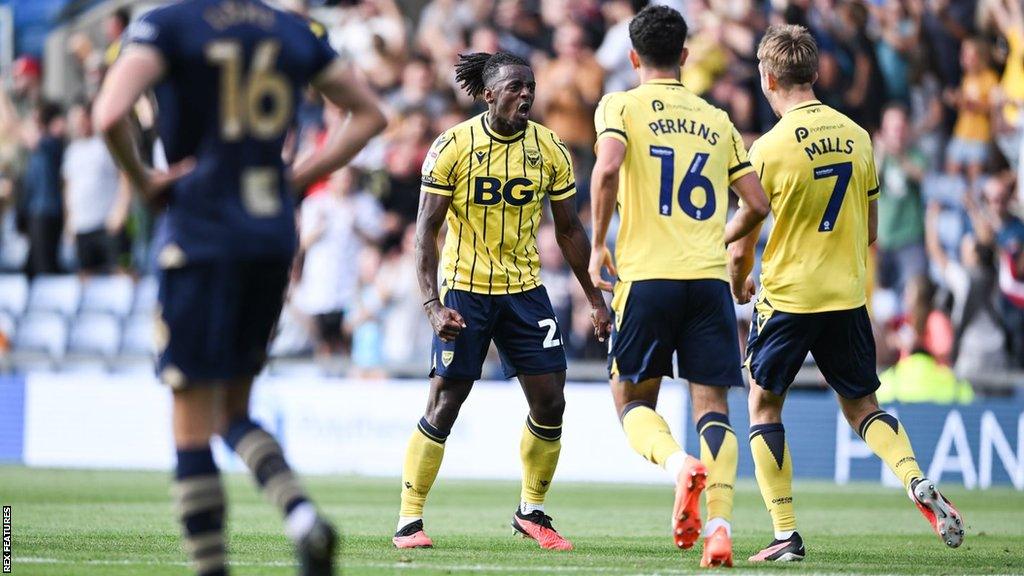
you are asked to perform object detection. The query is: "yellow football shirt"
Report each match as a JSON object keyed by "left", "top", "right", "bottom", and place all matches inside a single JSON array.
[
  {"left": 750, "top": 100, "right": 879, "bottom": 314},
  {"left": 594, "top": 79, "right": 755, "bottom": 282},
  {"left": 421, "top": 113, "right": 576, "bottom": 295}
]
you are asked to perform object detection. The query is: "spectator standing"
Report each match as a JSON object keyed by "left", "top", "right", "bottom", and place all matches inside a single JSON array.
[
  {"left": 62, "top": 103, "right": 126, "bottom": 275},
  {"left": 295, "top": 168, "right": 385, "bottom": 358},
  {"left": 979, "top": 177, "right": 1024, "bottom": 368},
  {"left": 945, "top": 38, "right": 999, "bottom": 186},
  {"left": 22, "top": 102, "right": 66, "bottom": 277},
  {"left": 596, "top": 0, "right": 639, "bottom": 93},
  {"left": 925, "top": 200, "right": 1008, "bottom": 381},
  {"left": 875, "top": 105, "right": 928, "bottom": 293},
  {"left": 386, "top": 57, "right": 449, "bottom": 118},
  {"left": 990, "top": 0, "right": 1024, "bottom": 170},
  {"left": 535, "top": 22, "right": 603, "bottom": 184},
  {"left": 907, "top": 47, "right": 946, "bottom": 171},
  {"left": 378, "top": 226, "right": 432, "bottom": 369}
]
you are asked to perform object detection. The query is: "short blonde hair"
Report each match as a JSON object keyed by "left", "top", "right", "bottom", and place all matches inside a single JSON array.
[{"left": 757, "top": 24, "right": 818, "bottom": 89}]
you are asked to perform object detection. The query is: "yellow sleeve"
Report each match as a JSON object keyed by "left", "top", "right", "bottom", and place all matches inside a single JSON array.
[
  {"left": 726, "top": 124, "right": 754, "bottom": 183},
  {"left": 865, "top": 142, "right": 880, "bottom": 201},
  {"left": 594, "top": 93, "right": 629, "bottom": 149},
  {"left": 421, "top": 131, "right": 460, "bottom": 196},
  {"left": 548, "top": 135, "right": 577, "bottom": 201}
]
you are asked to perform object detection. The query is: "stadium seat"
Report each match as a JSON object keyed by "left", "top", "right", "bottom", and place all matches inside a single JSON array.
[
  {"left": 68, "top": 313, "right": 122, "bottom": 358},
  {"left": 121, "top": 314, "right": 155, "bottom": 357},
  {"left": 80, "top": 275, "right": 135, "bottom": 318},
  {"left": 13, "top": 312, "right": 68, "bottom": 358},
  {"left": 132, "top": 276, "right": 159, "bottom": 316},
  {"left": 0, "top": 274, "right": 29, "bottom": 317},
  {"left": 28, "top": 275, "right": 81, "bottom": 317}
]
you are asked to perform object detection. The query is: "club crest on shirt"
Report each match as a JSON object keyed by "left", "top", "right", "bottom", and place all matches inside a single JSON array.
[
  {"left": 442, "top": 350, "right": 455, "bottom": 367},
  {"left": 525, "top": 148, "right": 541, "bottom": 167}
]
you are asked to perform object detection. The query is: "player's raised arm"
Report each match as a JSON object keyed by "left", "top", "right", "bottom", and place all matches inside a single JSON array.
[
  {"left": 551, "top": 195, "right": 612, "bottom": 342},
  {"left": 293, "top": 62, "right": 387, "bottom": 191}
]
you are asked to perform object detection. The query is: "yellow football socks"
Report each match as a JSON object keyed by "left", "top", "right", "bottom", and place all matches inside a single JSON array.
[
  {"left": 399, "top": 417, "right": 447, "bottom": 518},
  {"left": 750, "top": 423, "right": 796, "bottom": 533},
  {"left": 621, "top": 402, "right": 684, "bottom": 467},
  {"left": 859, "top": 410, "right": 924, "bottom": 490},
  {"left": 520, "top": 415, "right": 562, "bottom": 505},
  {"left": 698, "top": 412, "right": 737, "bottom": 523}
]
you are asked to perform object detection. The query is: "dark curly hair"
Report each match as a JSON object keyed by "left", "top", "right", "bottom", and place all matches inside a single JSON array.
[
  {"left": 628, "top": 5, "right": 688, "bottom": 69},
  {"left": 454, "top": 52, "right": 531, "bottom": 99}
]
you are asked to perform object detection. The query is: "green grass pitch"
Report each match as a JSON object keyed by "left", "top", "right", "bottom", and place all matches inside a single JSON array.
[{"left": 2, "top": 467, "right": 1022, "bottom": 575}]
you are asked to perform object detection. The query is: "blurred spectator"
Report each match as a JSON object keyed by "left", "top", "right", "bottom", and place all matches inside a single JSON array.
[
  {"left": 907, "top": 48, "right": 946, "bottom": 170},
  {"left": 382, "top": 108, "right": 433, "bottom": 227},
  {"left": 596, "top": 0, "right": 638, "bottom": 93},
  {"left": 10, "top": 56, "right": 43, "bottom": 118},
  {"left": 329, "top": 0, "right": 407, "bottom": 91},
  {"left": 885, "top": 274, "right": 954, "bottom": 365},
  {"left": 977, "top": 176, "right": 1024, "bottom": 367},
  {"left": 348, "top": 248, "right": 387, "bottom": 379},
  {"left": 294, "top": 168, "right": 385, "bottom": 359},
  {"left": 944, "top": 38, "right": 998, "bottom": 186},
  {"left": 875, "top": 104, "right": 927, "bottom": 293},
  {"left": 877, "top": 351, "right": 974, "bottom": 404},
  {"left": 103, "top": 8, "right": 131, "bottom": 66},
  {"left": 535, "top": 22, "right": 603, "bottom": 185},
  {"left": 991, "top": 0, "right": 1024, "bottom": 171},
  {"left": 835, "top": 1, "right": 887, "bottom": 133},
  {"left": 925, "top": 200, "right": 1008, "bottom": 380},
  {"left": 378, "top": 226, "right": 433, "bottom": 368},
  {"left": 386, "top": 56, "right": 449, "bottom": 118},
  {"left": 875, "top": 0, "right": 916, "bottom": 105},
  {"left": 61, "top": 103, "right": 127, "bottom": 275},
  {"left": 22, "top": 102, "right": 66, "bottom": 277}
]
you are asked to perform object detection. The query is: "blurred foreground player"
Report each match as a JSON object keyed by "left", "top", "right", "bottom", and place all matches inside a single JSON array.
[
  {"left": 731, "top": 24, "right": 964, "bottom": 562},
  {"left": 589, "top": 5, "right": 769, "bottom": 567},
  {"left": 93, "top": 1, "right": 386, "bottom": 574},
  {"left": 395, "top": 51, "right": 612, "bottom": 551}
]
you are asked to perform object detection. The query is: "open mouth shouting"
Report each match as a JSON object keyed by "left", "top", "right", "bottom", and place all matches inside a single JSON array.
[{"left": 516, "top": 100, "right": 532, "bottom": 121}]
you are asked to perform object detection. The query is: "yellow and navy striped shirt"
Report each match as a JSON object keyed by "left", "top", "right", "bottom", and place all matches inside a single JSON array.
[{"left": 421, "top": 113, "right": 576, "bottom": 294}]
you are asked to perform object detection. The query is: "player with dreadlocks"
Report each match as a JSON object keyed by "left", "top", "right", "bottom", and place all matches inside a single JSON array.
[{"left": 392, "top": 52, "right": 612, "bottom": 551}]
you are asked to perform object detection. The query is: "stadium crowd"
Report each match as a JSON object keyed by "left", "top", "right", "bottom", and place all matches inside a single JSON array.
[{"left": 0, "top": 0, "right": 1022, "bottom": 388}]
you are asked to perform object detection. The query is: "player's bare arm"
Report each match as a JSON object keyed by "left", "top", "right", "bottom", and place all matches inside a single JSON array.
[
  {"left": 725, "top": 171, "right": 769, "bottom": 303},
  {"left": 93, "top": 46, "right": 193, "bottom": 204},
  {"left": 293, "top": 61, "right": 387, "bottom": 191},
  {"left": 415, "top": 190, "right": 465, "bottom": 342},
  {"left": 724, "top": 171, "right": 770, "bottom": 245},
  {"left": 588, "top": 137, "right": 625, "bottom": 293},
  {"left": 868, "top": 198, "right": 878, "bottom": 246},
  {"left": 551, "top": 195, "right": 612, "bottom": 342},
  {"left": 727, "top": 217, "right": 761, "bottom": 305}
]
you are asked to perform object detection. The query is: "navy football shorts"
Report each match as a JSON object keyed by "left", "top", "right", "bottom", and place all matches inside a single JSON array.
[
  {"left": 609, "top": 279, "right": 743, "bottom": 387},
  {"left": 156, "top": 260, "right": 290, "bottom": 387},
  {"left": 745, "top": 300, "right": 880, "bottom": 399},
  {"left": 430, "top": 286, "right": 567, "bottom": 381}
]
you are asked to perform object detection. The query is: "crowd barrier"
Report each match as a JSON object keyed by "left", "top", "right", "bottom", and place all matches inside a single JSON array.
[{"left": 0, "top": 375, "right": 1020, "bottom": 489}]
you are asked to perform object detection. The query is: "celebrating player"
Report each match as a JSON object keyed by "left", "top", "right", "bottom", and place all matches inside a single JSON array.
[
  {"left": 394, "top": 51, "right": 612, "bottom": 551},
  {"left": 93, "top": 1, "right": 387, "bottom": 574},
  {"left": 589, "top": 5, "right": 770, "bottom": 567},
  {"left": 731, "top": 24, "right": 965, "bottom": 562}
]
